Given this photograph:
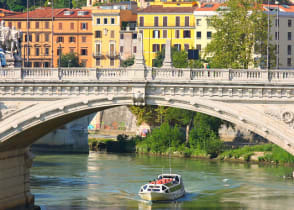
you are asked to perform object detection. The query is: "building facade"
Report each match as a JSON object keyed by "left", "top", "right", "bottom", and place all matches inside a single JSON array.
[
  {"left": 54, "top": 9, "right": 92, "bottom": 67},
  {"left": 138, "top": 2, "right": 197, "bottom": 67}
]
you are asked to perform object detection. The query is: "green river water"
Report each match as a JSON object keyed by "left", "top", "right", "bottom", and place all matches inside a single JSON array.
[{"left": 31, "top": 152, "right": 294, "bottom": 209}]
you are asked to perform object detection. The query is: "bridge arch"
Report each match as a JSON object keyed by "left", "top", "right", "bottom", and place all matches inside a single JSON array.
[{"left": 1, "top": 94, "right": 294, "bottom": 155}]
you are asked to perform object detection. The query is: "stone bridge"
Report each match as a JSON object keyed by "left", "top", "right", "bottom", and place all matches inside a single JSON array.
[{"left": 2, "top": 38, "right": 294, "bottom": 209}]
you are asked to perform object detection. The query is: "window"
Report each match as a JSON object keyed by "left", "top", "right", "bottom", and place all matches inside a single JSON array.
[
  {"left": 140, "top": 17, "right": 144, "bottom": 27},
  {"left": 184, "top": 44, "right": 189, "bottom": 51},
  {"left": 289, "top": 19, "right": 292, "bottom": 27},
  {"left": 95, "top": 43, "right": 100, "bottom": 55},
  {"left": 59, "top": 22, "right": 62, "bottom": 30},
  {"left": 288, "top": 58, "right": 292, "bottom": 67},
  {"left": 163, "top": 16, "right": 167, "bottom": 27},
  {"left": 120, "top": 33, "right": 124, "bottom": 39},
  {"left": 70, "top": 23, "right": 74, "bottom": 30},
  {"left": 196, "top": 19, "right": 201, "bottom": 26},
  {"left": 35, "top": 22, "right": 39, "bottom": 29},
  {"left": 275, "top": 19, "right": 279, "bottom": 27},
  {"left": 174, "top": 44, "right": 181, "bottom": 51},
  {"left": 97, "top": 18, "right": 101, "bottom": 24},
  {"left": 96, "top": 58, "right": 100, "bottom": 66},
  {"left": 70, "top": 48, "right": 75, "bottom": 53},
  {"left": 175, "top": 30, "right": 180, "bottom": 38},
  {"left": 154, "top": 16, "right": 159, "bottom": 27},
  {"left": 161, "top": 44, "right": 165, "bottom": 51},
  {"left": 176, "top": 16, "right": 180, "bottom": 26},
  {"left": 104, "top": 18, "right": 108, "bottom": 24},
  {"left": 69, "top": 37, "right": 76, "bottom": 42},
  {"left": 35, "top": 48, "right": 40, "bottom": 56},
  {"left": 34, "top": 62, "right": 41, "bottom": 67},
  {"left": 110, "top": 58, "right": 114, "bottom": 66},
  {"left": 45, "top": 22, "right": 49, "bottom": 29},
  {"left": 111, "top": 18, "right": 115, "bottom": 24},
  {"left": 57, "top": 36, "right": 64, "bottom": 43},
  {"left": 152, "top": 44, "right": 160, "bottom": 52},
  {"left": 35, "top": 34, "right": 40, "bottom": 42},
  {"left": 111, "top": 30, "right": 115, "bottom": 38},
  {"left": 57, "top": 48, "right": 62, "bottom": 56},
  {"left": 163, "top": 30, "right": 167, "bottom": 38},
  {"left": 25, "top": 34, "right": 32, "bottom": 42},
  {"left": 120, "top": 46, "right": 123, "bottom": 53},
  {"left": 288, "top": 45, "right": 292, "bottom": 55},
  {"left": 132, "top": 33, "right": 137, "bottom": 39},
  {"left": 17, "top": 22, "right": 21, "bottom": 29},
  {"left": 197, "top": 31, "right": 201, "bottom": 39},
  {"left": 81, "top": 23, "right": 88, "bottom": 30},
  {"left": 82, "top": 36, "right": 86, "bottom": 42},
  {"left": 288, "top": 32, "right": 292, "bottom": 41},
  {"left": 133, "top": 46, "right": 137, "bottom": 53},
  {"left": 196, "top": 44, "right": 201, "bottom": 51},
  {"left": 207, "top": 19, "right": 211, "bottom": 26},
  {"left": 45, "top": 34, "right": 49, "bottom": 42},
  {"left": 183, "top": 30, "right": 191, "bottom": 38},
  {"left": 81, "top": 49, "right": 87, "bottom": 56},
  {"left": 27, "top": 22, "right": 30, "bottom": 29},
  {"left": 95, "top": 30, "right": 102, "bottom": 38},
  {"left": 44, "top": 62, "right": 49, "bottom": 67},
  {"left": 45, "top": 48, "right": 49, "bottom": 56},
  {"left": 207, "top": 31, "right": 212, "bottom": 39},
  {"left": 185, "top": 16, "right": 189, "bottom": 27},
  {"left": 153, "top": 30, "right": 160, "bottom": 38},
  {"left": 275, "top": 32, "right": 279, "bottom": 40},
  {"left": 110, "top": 43, "right": 115, "bottom": 56}
]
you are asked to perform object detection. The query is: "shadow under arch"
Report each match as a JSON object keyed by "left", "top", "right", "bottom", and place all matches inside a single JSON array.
[{"left": 0, "top": 95, "right": 294, "bottom": 155}]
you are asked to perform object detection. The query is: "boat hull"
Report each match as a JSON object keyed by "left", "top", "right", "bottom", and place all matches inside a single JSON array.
[{"left": 139, "top": 188, "right": 185, "bottom": 201}]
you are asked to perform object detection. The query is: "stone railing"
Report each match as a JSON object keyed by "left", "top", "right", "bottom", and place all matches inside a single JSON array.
[{"left": 1, "top": 67, "right": 294, "bottom": 83}]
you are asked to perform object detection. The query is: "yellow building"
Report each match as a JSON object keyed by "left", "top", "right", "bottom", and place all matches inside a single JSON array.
[
  {"left": 138, "top": 2, "right": 198, "bottom": 67},
  {"left": 92, "top": 7, "right": 121, "bottom": 68},
  {"left": 193, "top": 3, "right": 221, "bottom": 56}
]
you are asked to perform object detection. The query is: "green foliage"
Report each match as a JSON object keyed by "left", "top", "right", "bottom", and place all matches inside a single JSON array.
[
  {"left": 59, "top": 52, "right": 82, "bottom": 67},
  {"left": 128, "top": 105, "right": 160, "bottom": 126},
  {"left": 143, "top": 123, "right": 185, "bottom": 153},
  {"left": 164, "top": 107, "right": 194, "bottom": 127},
  {"left": 120, "top": 57, "right": 134, "bottom": 67},
  {"left": 205, "top": 0, "right": 269, "bottom": 69},
  {"left": 152, "top": 47, "right": 204, "bottom": 68}
]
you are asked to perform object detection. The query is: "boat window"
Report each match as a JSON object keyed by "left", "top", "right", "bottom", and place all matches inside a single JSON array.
[
  {"left": 148, "top": 189, "right": 151, "bottom": 191},
  {"left": 152, "top": 189, "right": 160, "bottom": 192},
  {"left": 143, "top": 185, "right": 147, "bottom": 190},
  {"left": 175, "top": 176, "right": 179, "bottom": 182},
  {"left": 162, "top": 186, "right": 167, "bottom": 191}
]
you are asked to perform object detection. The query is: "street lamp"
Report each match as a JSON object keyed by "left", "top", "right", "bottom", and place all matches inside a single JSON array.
[
  {"left": 68, "top": 59, "right": 71, "bottom": 68},
  {"left": 275, "top": 0, "right": 280, "bottom": 69},
  {"left": 48, "top": 0, "right": 54, "bottom": 68}
]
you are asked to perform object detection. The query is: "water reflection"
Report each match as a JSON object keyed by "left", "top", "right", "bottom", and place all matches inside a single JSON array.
[{"left": 31, "top": 152, "right": 294, "bottom": 209}]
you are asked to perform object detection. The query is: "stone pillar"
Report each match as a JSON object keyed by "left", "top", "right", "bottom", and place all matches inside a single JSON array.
[
  {"left": 129, "top": 33, "right": 145, "bottom": 80},
  {"left": 162, "top": 39, "right": 173, "bottom": 68},
  {"left": 0, "top": 148, "right": 34, "bottom": 210}
]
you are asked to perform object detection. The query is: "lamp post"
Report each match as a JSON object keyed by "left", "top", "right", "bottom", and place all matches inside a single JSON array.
[
  {"left": 276, "top": 0, "right": 280, "bottom": 69},
  {"left": 267, "top": 0, "right": 270, "bottom": 70},
  {"left": 68, "top": 59, "right": 71, "bottom": 68},
  {"left": 26, "top": 0, "right": 29, "bottom": 67},
  {"left": 48, "top": 0, "right": 54, "bottom": 68}
]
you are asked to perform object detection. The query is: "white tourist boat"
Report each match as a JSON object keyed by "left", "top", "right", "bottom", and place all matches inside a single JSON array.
[{"left": 138, "top": 174, "right": 185, "bottom": 201}]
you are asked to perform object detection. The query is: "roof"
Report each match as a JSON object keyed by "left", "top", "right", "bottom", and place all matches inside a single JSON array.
[
  {"left": 262, "top": 4, "right": 294, "bottom": 12},
  {"left": 0, "top": 8, "right": 19, "bottom": 14},
  {"left": 195, "top": 3, "right": 223, "bottom": 11},
  {"left": 55, "top": 9, "right": 92, "bottom": 18},
  {"left": 138, "top": 5, "right": 195, "bottom": 13},
  {"left": 2, "top": 8, "right": 65, "bottom": 19}
]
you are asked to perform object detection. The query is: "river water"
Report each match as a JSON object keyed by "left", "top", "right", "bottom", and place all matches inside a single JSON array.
[{"left": 31, "top": 152, "right": 294, "bottom": 209}]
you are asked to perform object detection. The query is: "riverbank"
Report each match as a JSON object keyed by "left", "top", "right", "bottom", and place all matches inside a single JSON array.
[{"left": 89, "top": 137, "right": 294, "bottom": 166}]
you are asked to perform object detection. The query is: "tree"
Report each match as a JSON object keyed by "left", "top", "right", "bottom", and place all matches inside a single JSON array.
[
  {"left": 121, "top": 57, "right": 134, "bottom": 67},
  {"left": 205, "top": 0, "right": 268, "bottom": 69},
  {"left": 59, "top": 52, "right": 81, "bottom": 67},
  {"left": 153, "top": 47, "right": 204, "bottom": 68}
]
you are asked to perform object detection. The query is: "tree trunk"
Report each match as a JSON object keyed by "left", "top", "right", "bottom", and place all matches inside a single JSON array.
[{"left": 185, "top": 118, "right": 193, "bottom": 145}]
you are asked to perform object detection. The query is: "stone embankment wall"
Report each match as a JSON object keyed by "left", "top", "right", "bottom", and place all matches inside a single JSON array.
[{"left": 0, "top": 148, "right": 34, "bottom": 210}]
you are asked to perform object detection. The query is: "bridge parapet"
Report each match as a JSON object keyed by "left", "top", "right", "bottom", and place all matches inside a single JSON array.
[{"left": 1, "top": 67, "right": 294, "bottom": 83}]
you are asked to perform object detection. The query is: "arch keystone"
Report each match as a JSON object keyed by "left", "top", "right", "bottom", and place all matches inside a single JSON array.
[
  {"left": 12, "top": 124, "right": 18, "bottom": 129},
  {"left": 107, "top": 95, "right": 114, "bottom": 101},
  {"left": 59, "top": 106, "right": 64, "bottom": 111},
  {"left": 83, "top": 100, "right": 89, "bottom": 105},
  {"left": 35, "top": 114, "right": 40, "bottom": 119}
]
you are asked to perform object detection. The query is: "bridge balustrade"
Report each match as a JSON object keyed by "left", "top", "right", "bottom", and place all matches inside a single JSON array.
[{"left": 1, "top": 67, "right": 294, "bottom": 83}]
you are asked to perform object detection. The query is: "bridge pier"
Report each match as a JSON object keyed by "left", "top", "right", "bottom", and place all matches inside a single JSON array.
[{"left": 0, "top": 148, "right": 34, "bottom": 210}]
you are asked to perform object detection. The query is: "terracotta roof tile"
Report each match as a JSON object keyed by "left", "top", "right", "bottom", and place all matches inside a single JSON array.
[
  {"left": 2, "top": 7, "right": 65, "bottom": 19},
  {"left": 138, "top": 5, "right": 194, "bottom": 13},
  {"left": 195, "top": 3, "right": 223, "bottom": 11},
  {"left": 262, "top": 4, "right": 294, "bottom": 12}
]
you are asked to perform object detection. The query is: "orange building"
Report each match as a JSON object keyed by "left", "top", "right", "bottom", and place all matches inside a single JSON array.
[
  {"left": 54, "top": 9, "right": 92, "bottom": 67},
  {"left": 2, "top": 7, "right": 92, "bottom": 68}
]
